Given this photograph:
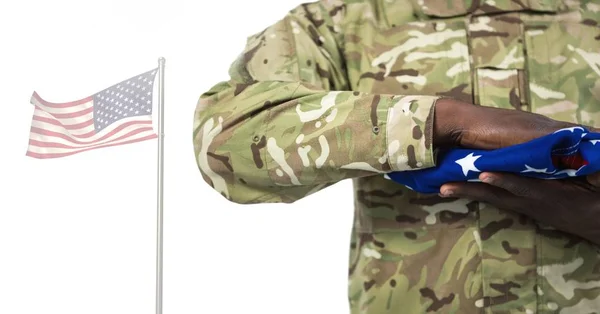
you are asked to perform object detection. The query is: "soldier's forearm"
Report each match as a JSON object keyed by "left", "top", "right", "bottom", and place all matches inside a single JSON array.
[{"left": 193, "top": 80, "right": 439, "bottom": 203}]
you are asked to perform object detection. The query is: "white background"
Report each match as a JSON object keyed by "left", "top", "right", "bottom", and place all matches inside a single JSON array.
[{"left": 0, "top": 1, "right": 354, "bottom": 313}]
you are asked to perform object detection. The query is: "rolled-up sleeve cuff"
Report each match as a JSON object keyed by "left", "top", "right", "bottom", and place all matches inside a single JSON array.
[{"left": 385, "top": 95, "right": 439, "bottom": 172}]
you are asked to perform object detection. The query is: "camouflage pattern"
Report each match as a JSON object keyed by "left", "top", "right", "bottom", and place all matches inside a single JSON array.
[{"left": 193, "top": 0, "right": 600, "bottom": 313}]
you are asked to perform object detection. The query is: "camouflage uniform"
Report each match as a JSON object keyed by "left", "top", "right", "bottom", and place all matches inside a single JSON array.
[{"left": 193, "top": 0, "right": 600, "bottom": 312}]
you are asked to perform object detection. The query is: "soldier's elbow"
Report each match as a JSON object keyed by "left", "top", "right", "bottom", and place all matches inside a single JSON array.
[
  {"left": 195, "top": 162, "right": 299, "bottom": 206},
  {"left": 194, "top": 107, "right": 299, "bottom": 205},
  {"left": 198, "top": 172, "right": 290, "bottom": 205},
  {"left": 193, "top": 125, "right": 280, "bottom": 205}
]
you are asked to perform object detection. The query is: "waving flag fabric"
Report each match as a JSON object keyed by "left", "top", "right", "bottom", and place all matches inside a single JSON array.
[
  {"left": 388, "top": 127, "right": 600, "bottom": 194},
  {"left": 26, "top": 68, "right": 158, "bottom": 159}
]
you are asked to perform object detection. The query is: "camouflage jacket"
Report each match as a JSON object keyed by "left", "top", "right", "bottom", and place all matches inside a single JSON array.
[{"left": 193, "top": 0, "right": 600, "bottom": 313}]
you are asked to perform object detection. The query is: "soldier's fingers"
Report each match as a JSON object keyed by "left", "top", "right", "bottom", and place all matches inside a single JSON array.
[
  {"left": 585, "top": 127, "right": 600, "bottom": 187},
  {"left": 439, "top": 182, "right": 517, "bottom": 207},
  {"left": 478, "top": 172, "right": 544, "bottom": 199}
]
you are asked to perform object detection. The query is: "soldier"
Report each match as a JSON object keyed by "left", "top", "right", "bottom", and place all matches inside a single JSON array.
[{"left": 193, "top": 0, "right": 600, "bottom": 313}]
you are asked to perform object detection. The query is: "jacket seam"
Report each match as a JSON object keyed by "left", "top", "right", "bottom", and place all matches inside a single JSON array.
[{"left": 384, "top": 100, "right": 395, "bottom": 172}]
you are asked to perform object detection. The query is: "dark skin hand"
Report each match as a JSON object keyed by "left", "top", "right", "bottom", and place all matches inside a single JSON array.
[
  {"left": 433, "top": 98, "right": 600, "bottom": 245},
  {"left": 433, "top": 97, "right": 577, "bottom": 150},
  {"left": 439, "top": 172, "right": 600, "bottom": 246}
]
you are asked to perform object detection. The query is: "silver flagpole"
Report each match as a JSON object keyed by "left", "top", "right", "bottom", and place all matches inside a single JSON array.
[{"left": 155, "top": 57, "right": 165, "bottom": 314}]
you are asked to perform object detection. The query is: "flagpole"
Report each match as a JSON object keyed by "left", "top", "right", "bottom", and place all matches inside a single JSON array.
[{"left": 155, "top": 57, "right": 165, "bottom": 314}]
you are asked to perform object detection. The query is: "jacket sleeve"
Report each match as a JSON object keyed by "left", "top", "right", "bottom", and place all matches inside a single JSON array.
[{"left": 193, "top": 0, "right": 441, "bottom": 204}]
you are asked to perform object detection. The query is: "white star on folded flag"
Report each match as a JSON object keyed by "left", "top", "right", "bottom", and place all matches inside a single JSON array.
[
  {"left": 521, "top": 164, "right": 556, "bottom": 174},
  {"left": 554, "top": 126, "right": 585, "bottom": 134},
  {"left": 455, "top": 153, "right": 482, "bottom": 176}
]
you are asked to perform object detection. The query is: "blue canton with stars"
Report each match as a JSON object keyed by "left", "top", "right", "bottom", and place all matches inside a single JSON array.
[
  {"left": 93, "top": 68, "right": 157, "bottom": 131},
  {"left": 387, "top": 127, "right": 600, "bottom": 194}
]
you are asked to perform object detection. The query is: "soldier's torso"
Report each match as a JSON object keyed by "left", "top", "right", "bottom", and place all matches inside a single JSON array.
[{"left": 345, "top": 1, "right": 600, "bottom": 313}]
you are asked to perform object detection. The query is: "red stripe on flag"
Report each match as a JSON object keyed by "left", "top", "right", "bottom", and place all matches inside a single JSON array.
[
  {"left": 48, "top": 106, "right": 94, "bottom": 119},
  {"left": 29, "top": 125, "right": 154, "bottom": 146},
  {"left": 32, "top": 115, "right": 95, "bottom": 131},
  {"left": 30, "top": 126, "right": 96, "bottom": 140},
  {"left": 26, "top": 134, "right": 158, "bottom": 159},
  {"left": 31, "top": 92, "right": 93, "bottom": 108}
]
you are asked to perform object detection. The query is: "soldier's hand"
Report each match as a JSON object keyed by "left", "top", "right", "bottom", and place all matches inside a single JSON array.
[
  {"left": 432, "top": 98, "right": 577, "bottom": 150},
  {"left": 587, "top": 172, "right": 600, "bottom": 187},
  {"left": 439, "top": 172, "right": 600, "bottom": 246}
]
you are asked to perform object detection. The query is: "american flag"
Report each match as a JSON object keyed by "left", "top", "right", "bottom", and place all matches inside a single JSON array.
[
  {"left": 26, "top": 68, "right": 159, "bottom": 159},
  {"left": 388, "top": 126, "right": 600, "bottom": 193}
]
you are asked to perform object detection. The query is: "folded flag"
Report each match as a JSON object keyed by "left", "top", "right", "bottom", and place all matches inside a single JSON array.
[{"left": 387, "top": 127, "right": 600, "bottom": 194}]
